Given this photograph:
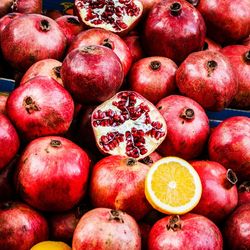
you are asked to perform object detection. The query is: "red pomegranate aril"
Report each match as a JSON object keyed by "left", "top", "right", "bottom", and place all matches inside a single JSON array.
[{"left": 238, "top": 181, "right": 250, "bottom": 206}]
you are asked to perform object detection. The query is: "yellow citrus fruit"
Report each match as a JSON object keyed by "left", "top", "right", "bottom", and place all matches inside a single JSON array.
[
  {"left": 30, "top": 241, "right": 71, "bottom": 250},
  {"left": 145, "top": 156, "right": 202, "bottom": 214}
]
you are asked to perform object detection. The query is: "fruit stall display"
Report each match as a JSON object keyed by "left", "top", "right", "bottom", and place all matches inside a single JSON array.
[{"left": 0, "top": 0, "right": 249, "bottom": 249}]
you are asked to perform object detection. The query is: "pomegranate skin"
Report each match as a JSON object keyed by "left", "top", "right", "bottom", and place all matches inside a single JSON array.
[
  {"left": 223, "top": 203, "right": 250, "bottom": 250},
  {"left": 140, "top": 151, "right": 162, "bottom": 167},
  {"left": 197, "top": 0, "right": 250, "bottom": 44},
  {"left": 129, "top": 56, "right": 177, "bottom": 104},
  {"left": 11, "top": 0, "right": 42, "bottom": 14},
  {"left": 176, "top": 50, "right": 238, "bottom": 111},
  {"left": 61, "top": 45, "right": 124, "bottom": 104},
  {"left": 220, "top": 45, "right": 250, "bottom": 109},
  {"left": 238, "top": 182, "right": 250, "bottom": 207},
  {"left": 1, "top": 14, "right": 67, "bottom": 72},
  {"left": 0, "top": 12, "right": 22, "bottom": 35},
  {"left": 190, "top": 160, "right": 238, "bottom": 224},
  {"left": 143, "top": 0, "right": 206, "bottom": 64},
  {"left": 208, "top": 116, "right": 250, "bottom": 182},
  {"left": 6, "top": 76, "right": 74, "bottom": 141},
  {"left": 89, "top": 155, "right": 152, "bottom": 221},
  {"left": 203, "top": 37, "right": 222, "bottom": 51},
  {"left": 0, "top": 201, "right": 48, "bottom": 250},
  {"left": 156, "top": 95, "right": 210, "bottom": 160},
  {"left": 0, "top": 114, "right": 20, "bottom": 170},
  {"left": 15, "top": 136, "right": 91, "bottom": 212},
  {"left": 0, "top": 93, "right": 8, "bottom": 114},
  {"left": 148, "top": 213, "right": 223, "bottom": 250},
  {"left": 72, "top": 208, "right": 141, "bottom": 250}
]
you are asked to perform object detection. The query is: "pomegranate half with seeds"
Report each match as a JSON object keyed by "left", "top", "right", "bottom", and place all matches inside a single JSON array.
[{"left": 91, "top": 91, "right": 167, "bottom": 160}]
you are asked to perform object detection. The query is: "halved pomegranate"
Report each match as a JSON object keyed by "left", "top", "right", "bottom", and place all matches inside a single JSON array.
[
  {"left": 74, "top": 0, "right": 143, "bottom": 36},
  {"left": 91, "top": 91, "right": 167, "bottom": 159}
]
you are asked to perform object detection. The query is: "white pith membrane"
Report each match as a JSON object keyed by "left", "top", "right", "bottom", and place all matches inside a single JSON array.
[
  {"left": 91, "top": 91, "right": 167, "bottom": 160},
  {"left": 146, "top": 157, "right": 202, "bottom": 214},
  {"left": 75, "top": 0, "right": 143, "bottom": 33}
]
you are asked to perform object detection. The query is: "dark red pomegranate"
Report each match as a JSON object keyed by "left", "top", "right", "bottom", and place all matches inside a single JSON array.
[
  {"left": 140, "top": 151, "right": 162, "bottom": 167},
  {"left": 55, "top": 15, "right": 84, "bottom": 45},
  {"left": 129, "top": 56, "right": 177, "bottom": 104},
  {"left": 197, "top": 0, "right": 250, "bottom": 44},
  {"left": 143, "top": 0, "right": 206, "bottom": 64},
  {"left": 61, "top": 45, "right": 124, "bottom": 104},
  {"left": 203, "top": 37, "right": 222, "bottom": 51},
  {"left": 176, "top": 50, "right": 238, "bottom": 111},
  {"left": 15, "top": 136, "right": 91, "bottom": 212},
  {"left": 45, "top": 9, "right": 63, "bottom": 20},
  {"left": 7, "top": 76, "right": 74, "bottom": 141},
  {"left": 208, "top": 116, "right": 250, "bottom": 182},
  {"left": 238, "top": 181, "right": 250, "bottom": 206},
  {"left": 148, "top": 214, "right": 223, "bottom": 250},
  {"left": 0, "top": 92, "right": 8, "bottom": 114},
  {"left": 223, "top": 203, "right": 250, "bottom": 250},
  {"left": 156, "top": 95, "right": 209, "bottom": 160},
  {"left": 0, "top": 12, "right": 22, "bottom": 35},
  {"left": 10, "top": 0, "right": 42, "bottom": 14},
  {"left": 75, "top": 0, "right": 143, "bottom": 36},
  {"left": 220, "top": 45, "right": 250, "bottom": 109},
  {"left": 72, "top": 208, "right": 141, "bottom": 250},
  {"left": 68, "top": 28, "right": 132, "bottom": 75},
  {"left": 242, "top": 35, "right": 250, "bottom": 48},
  {"left": 20, "top": 59, "right": 63, "bottom": 85},
  {"left": 1, "top": 14, "right": 67, "bottom": 72},
  {"left": 90, "top": 155, "right": 152, "bottom": 221},
  {"left": 190, "top": 160, "right": 238, "bottom": 224},
  {"left": 0, "top": 113, "right": 19, "bottom": 170},
  {"left": 91, "top": 91, "right": 167, "bottom": 160},
  {"left": 0, "top": 201, "right": 48, "bottom": 250}
]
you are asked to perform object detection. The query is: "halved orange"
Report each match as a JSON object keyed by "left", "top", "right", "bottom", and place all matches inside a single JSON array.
[
  {"left": 30, "top": 241, "right": 71, "bottom": 250},
  {"left": 145, "top": 156, "right": 202, "bottom": 214}
]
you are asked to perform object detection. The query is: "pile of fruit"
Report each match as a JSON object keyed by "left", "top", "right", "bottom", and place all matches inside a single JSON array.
[{"left": 0, "top": 0, "right": 249, "bottom": 249}]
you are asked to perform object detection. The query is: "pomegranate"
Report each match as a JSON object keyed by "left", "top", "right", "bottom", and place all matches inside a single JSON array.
[
  {"left": 68, "top": 28, "right": 132, "bottom": 75},
  {"left": 139, "top": 0, "right": 161, "bottom": 17},
  {"left": 45, "top": 9, "right": 63, "bottom": 20},
  {"left": 148, "top": 214, "right": 223, "bottom": 250},
  {"left": 61, "top": 45, "right": 124, "bottom": 104},
  {"left": 20, "top": 59, "right": 63, "bottom": 86},
  {"left": 176, "top": 50, "right": 238, "bottom": 111},
  {"left": 15, "top": 136, "right": 91, "bottom": 212},
  {"left": 129, "top": 56, "right": 177, "bottom": 104},
  {"left": 190, "top": 160, "right": 238, "bottom": 224},
  {"left": 91, "top": 90, "right": 167, "bottom": 160},
  {"left": 90, "top": 155, "right": 152, "bottom": 220},
  {"left": 197, "top": 0, "right": 250, "bottom": 44},
  {"left": 0, "top": 201, "right": 48, "bottom": 250},
  {"left": 10, "top": 0, "right": 42, "bottom": 14},
  {"left": 238, "top": 181, "right": 250, "bottom": 206},
  {"left": 223, "top": 203, "right": 250, "bottom": 250},
  {"left": 1, "top": 14, "right": 67, "bottom": 72},
  {"left": 143, "top": 0, "right": 206, "bottom": 64},
  {"left": 140, "top": 151, "right": 162, "bottom": 167},
  {"left": 156, "top": 95, "right": 209, "bottom": 160},
  {"left": 203, "top": 37, "right": 222, "bottom": 51},
  {"left": 72, "top": 208, "right": 141, "bottom": 250},
  {"left": 0, "top": 92, "right": 8, "bottom": 114},
  {"left": 75, "top": 0, "right": 143, "bottom": 36},
  {"left": 220, "top": 45, "right": 250, "bottom": 109},
  {"left": 0, "top": 113, "right": 20, "bottom": 170},
  {"left": 55, "top": 15, "right": 85, "bottom": 45},
  {"left": 208, "top": 116, "right": 250, "bottom": 182},
  {"left": 242, "top": 35, "right": 250, "bottom": 48},
  {"left": 0, "top": 12, "right": 22, "bottom": 35},
  {"left": 7, "top": 76, "right": 74, "bottom": 141}
]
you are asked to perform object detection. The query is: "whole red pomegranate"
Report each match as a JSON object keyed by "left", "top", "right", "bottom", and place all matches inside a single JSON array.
[
  {"left": 143, "top": 0, "right": 206, "bottom": 64},
  {"left": 0, "top": 12, "right": 22, "bottom": 35},
  {"left": 148, "top": 214, "right": 223, "bottom": 250},
  {"left": 61, "top": 45, "right": 124, "bottom": 104},
  {"left": 140, "top": 151, "right": 162, "bottom": 167},
  {"left": 0, "top": 92, "right": 8, "bottom": 114},
  {"left": 68, "top": 28, "right": 132, "bottom": 75},
  {"left": 90, "top": 155, "right": 152, "bottom": 220},
  {"left": 208, "top": 116, "right": 250, "bottom": 182},
  {"left": 7, "top": 76, "right": 74, "bottom": 141},
  {"left": 203, "top": 37, "right": 222, "bottom": 51},
  {"left": 20, "top": 59, "right": 63, "bottom": 85},
  {"left": 220, "top": 45, "right": 250, "bottom": 109},
  {"left": 197, "top": 0, "right": 250, "bottom": 44},
  {"left": 190, "top": 161, "right": 238, "bottom": 224},
  {"left": 238, "top": 181, "right": 250, "bottom": 206},
  {"left": 176, "top": 50, "right": 238, "bottom": 111},
  {"left": 74, "top": 0, "right": 143, "bottom": 36},
  {"left": 72, "top": 208, "right": 141, "bottom": 250},
  {"left": 1, "top": 14, "right": 67, "bottom": 72},
  {"left": 0, "top": 201, "right": 48, "bottom": 250},
  {"left": 0, "top": 113, "right": 19, "bottom": 170},
  {"left": 129, "top": 56, "right": 177, "bottom": 104},
  {"left": 223, "top": 203, "right": 250, "bottom": 250},
  {"left": 91, "top": 91, "right": 167, "bottom": 160},
  {"left": 15, "top": 136, "right": 91, "bottom": 212},
  {"left": 10, "top": 0, "right": 42, "bottom": 14},
  {"left": 156, "top": 95, "right": 209, "bottom": 160}
]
